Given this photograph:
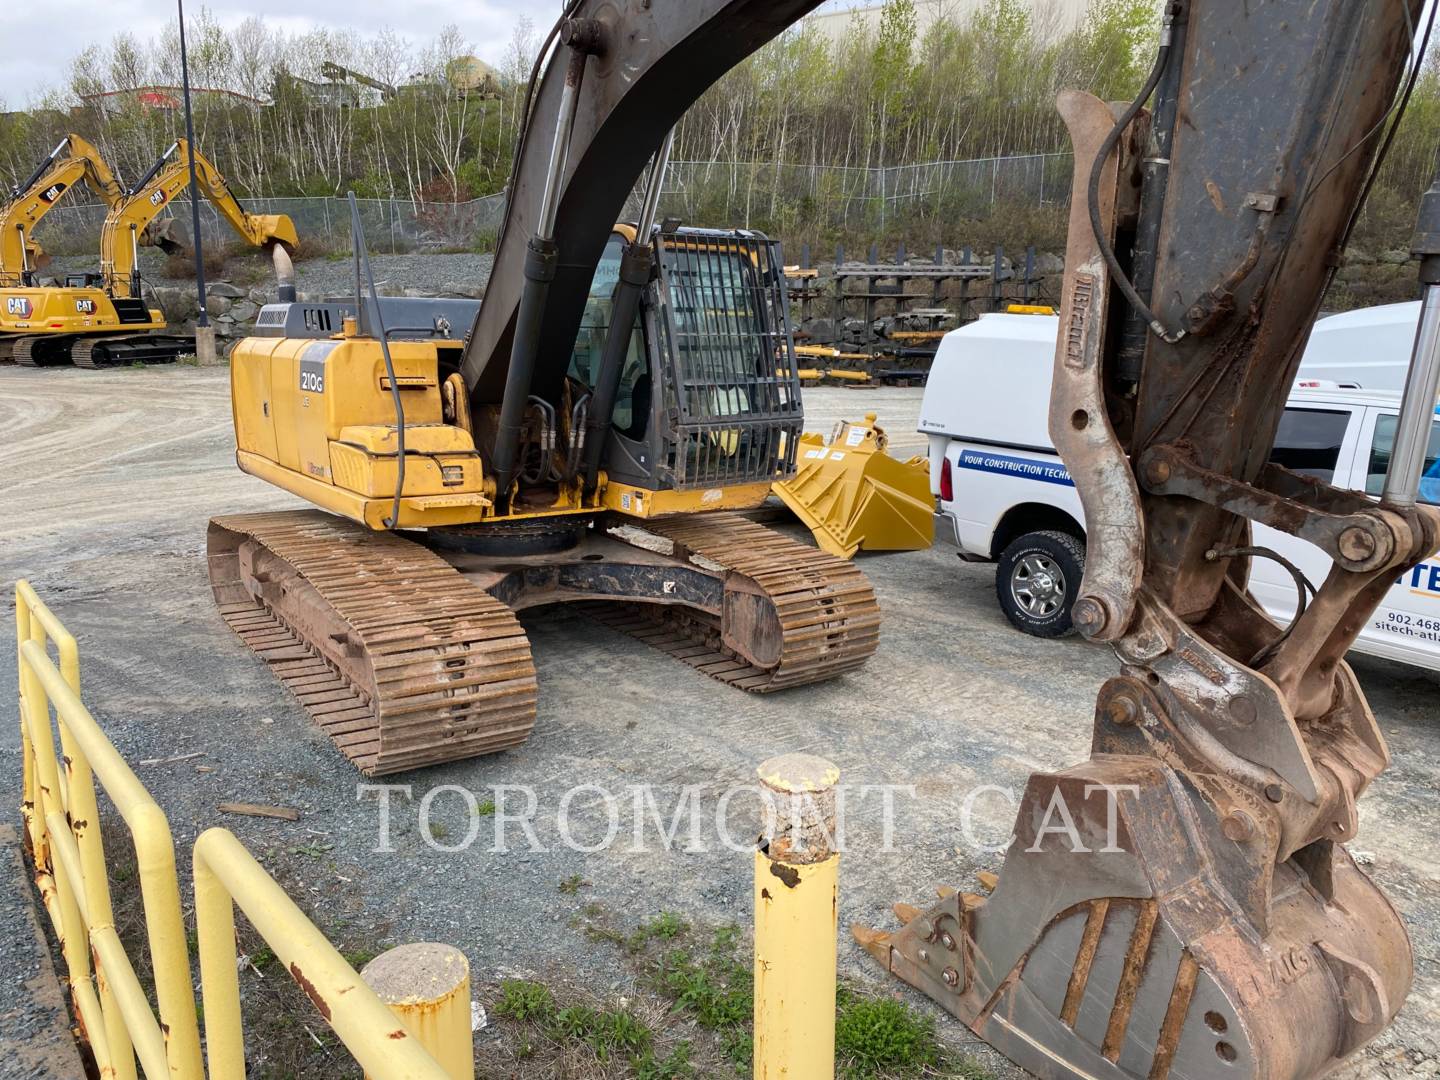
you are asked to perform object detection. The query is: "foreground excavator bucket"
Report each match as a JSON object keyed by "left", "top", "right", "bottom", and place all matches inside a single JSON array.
[{"left": 774, "top": 414, "right": 934, "bottom": 559}]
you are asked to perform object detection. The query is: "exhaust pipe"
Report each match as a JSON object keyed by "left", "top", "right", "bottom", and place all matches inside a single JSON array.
[{"left": 272, "top": 242, "right": 297, "bottom": 303}]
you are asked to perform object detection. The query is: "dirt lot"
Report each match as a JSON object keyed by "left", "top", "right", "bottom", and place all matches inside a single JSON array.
[{"left": 2, "top": 366, "right": 1438, "bottom": 1078}]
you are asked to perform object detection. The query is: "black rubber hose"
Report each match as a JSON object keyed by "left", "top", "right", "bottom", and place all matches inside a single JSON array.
[
  {"left": 347, "top": 192, "right": 406, "bottom": 529},
  {"left": 1087, "top": 4, "right": 1184, "bottom": 345}
]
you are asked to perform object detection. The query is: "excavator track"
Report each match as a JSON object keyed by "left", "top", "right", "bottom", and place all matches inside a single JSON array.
[
  {"left": 596, "top": 513, "right": 880, "bottom": 691},
  {"left": 71, "top": 334, "right": 191, "bottom": 368},
  {"left": 207, "top": 510, "right": 538, "bottom": 775},
  {"left": 12, "top": 337, "right": 45, "bottom": 367}
]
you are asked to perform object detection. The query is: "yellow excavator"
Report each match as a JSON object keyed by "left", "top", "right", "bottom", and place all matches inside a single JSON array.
[
  {"left": 1, "top": 134, "right": 129, "bottom": 288},
  {"left": 207, "top": 6, "right": 882, "bottom": 777},
  {"left": 1, "top": 139, "right": 296, "bottom": 368},
  {"left": 220, "top": 0, "right": 1440, "bottom": 1076}
]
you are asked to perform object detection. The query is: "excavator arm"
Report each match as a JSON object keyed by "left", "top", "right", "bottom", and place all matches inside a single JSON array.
[
  {"left": 100, "top": 139, "right": 297, "bottom": 298},
  {"left": 861, "top": 3, "right": 1440, "bottom": 1077},
  {"left": 459, "top": 1, "right": 823, "bottom": 410},
  {"left": 1, "top": 134, "right": 125, "bottom": 285}
]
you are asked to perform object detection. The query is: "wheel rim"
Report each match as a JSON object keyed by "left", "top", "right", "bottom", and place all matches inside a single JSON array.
[{"left": 1011, "top": 553, "right": 1066, "bottom": 619}]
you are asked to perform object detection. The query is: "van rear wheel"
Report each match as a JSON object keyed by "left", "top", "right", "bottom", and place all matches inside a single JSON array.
[{"left": 995, "top": 530, "right": 1085, "bottom": 638}]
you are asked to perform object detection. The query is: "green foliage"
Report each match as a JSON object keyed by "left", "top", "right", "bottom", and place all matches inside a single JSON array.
[
  {"left": 5, "top": 6, "right": 1434, "bottom": 261},
  {"left": 834, "top": 991, "right": 941, "bottom": 1076},
  {"left": 493, "top": 979, "right": 555, "bottom": 1022}
]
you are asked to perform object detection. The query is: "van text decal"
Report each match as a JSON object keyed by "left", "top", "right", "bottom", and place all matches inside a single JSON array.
[
  {"left": 957, "top": 449, "right": 1074, "bottom": 487},
  {"left": 1398, "top": 562, "right": 1440, "bottom": 598}
]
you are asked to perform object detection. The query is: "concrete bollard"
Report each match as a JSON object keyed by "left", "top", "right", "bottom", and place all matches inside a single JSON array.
[
  {"left": 194, "top": 324, "right": 218, "bottom": 367},
  {"left": 754, "top": 753, "right": 840, "bottom": 1079},
  {"left": 360, "top": 943, "right": 474, "bottom": 1080}
]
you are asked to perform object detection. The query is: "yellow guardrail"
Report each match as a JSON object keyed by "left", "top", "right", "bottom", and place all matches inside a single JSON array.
[
  {"left": 193, "top": 828, "right": 454, "bottom": 1080},
  {"left": 17, "top": 579, "right": 203, "bottom": 1080},
  {"left": 15, "top": 580, "right": 462, "bottom": 1079}
]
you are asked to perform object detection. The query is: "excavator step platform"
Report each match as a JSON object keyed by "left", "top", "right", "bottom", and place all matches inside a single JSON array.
[{"left": 207, "top": 509, "right": 880, "bottom": 772}]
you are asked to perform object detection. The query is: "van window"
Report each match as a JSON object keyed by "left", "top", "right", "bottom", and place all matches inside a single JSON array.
[
  {"left": 1365, "top": 412, "right": 1440, "bottom": 506},
  {"left": 1269, "top": 408, "right": 1351, "bottom": 482}
]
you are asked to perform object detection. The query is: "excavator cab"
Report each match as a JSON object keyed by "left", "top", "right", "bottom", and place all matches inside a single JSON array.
[{"left": 568, "top": 226, "right": 802, "bottom": 495}]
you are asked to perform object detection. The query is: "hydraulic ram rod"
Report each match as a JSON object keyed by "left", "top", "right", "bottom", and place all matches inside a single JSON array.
[
  {"left": 1383, "top": 154, "right": 1440, "bottom": 509},
  {"left": 490, "top": 19, "right": 603, "bottom": 512},
  {"left": 581, "top": 128, "right": 674, "bottom": 496}
]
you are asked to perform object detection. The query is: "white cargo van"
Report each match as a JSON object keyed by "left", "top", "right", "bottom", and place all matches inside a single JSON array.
[{"left": 919, "top": 313, "right": 1440, "bottom": 670}]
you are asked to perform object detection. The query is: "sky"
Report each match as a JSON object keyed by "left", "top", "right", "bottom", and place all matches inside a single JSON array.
[
  {"left": 2, "top": 0, "right": 1434, "bottom": 110},
  {"left": 0, "top": 0, "right": 546, "bottom": 107}
]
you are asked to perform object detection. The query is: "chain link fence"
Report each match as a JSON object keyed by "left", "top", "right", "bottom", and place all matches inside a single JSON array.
[{"left": 32, "top": 152, "right": 1071, "bottom": 258}]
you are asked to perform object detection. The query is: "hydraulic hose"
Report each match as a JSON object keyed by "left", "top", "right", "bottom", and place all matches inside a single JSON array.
[
  {"left": 1087, "top": 2, "right": 1185, "bottom": 345},
  {"left": 347, "top": 192, "right": 406, "bottom": 529}
]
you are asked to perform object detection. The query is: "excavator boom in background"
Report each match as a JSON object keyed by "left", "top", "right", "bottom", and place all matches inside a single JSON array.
[
  {"left": 1, "top": 133, "right": 126, "bottom": 290},
  {"left": 0, "top": 138, "right": 296, "bottom": 368}
]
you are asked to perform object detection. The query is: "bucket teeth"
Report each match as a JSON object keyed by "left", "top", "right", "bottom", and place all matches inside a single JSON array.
[
  {"left": 849, "top": 924, "right": 893, "bottom": 966},
  {"left": 936, "top": 885, "right": 957, "bottom": 899},
  {"left": 893, "top": 902, "right": 922, "bottom": 924},
  {"left": 977, "top": 870, "right": 999, "bottom": 892}
]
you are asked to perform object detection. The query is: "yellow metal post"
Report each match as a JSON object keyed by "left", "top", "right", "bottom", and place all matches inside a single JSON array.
[
  {"left": 753, "top": 753, "right": 840, "bottom": 1079},
  {"left": 362, "top": 944, "right": 475, "bottom": 1080},
  {"left": 18, "top": 637, "right": 203, "bottom": 1079}
]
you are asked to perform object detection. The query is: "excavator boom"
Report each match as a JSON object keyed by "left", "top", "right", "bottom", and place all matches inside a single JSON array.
[
  {"left": 1, "top": 134, "right": 125, "bottom": 285},
  {"left": 461, "top": 0, "right": 823, "bottom": 409},
  {"left": 100, "top": 139, "right": 297, "bottom": 297}
]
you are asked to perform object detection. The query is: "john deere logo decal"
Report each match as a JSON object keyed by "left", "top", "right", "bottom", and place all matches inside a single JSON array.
[{"left": 5, "top": 297, "right": 32, "bottom": 317}]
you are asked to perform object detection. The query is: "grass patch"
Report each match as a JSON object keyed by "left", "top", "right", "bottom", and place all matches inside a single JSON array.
[{"left": 556, "top": 907, "right": 987, "bottom": 1079}]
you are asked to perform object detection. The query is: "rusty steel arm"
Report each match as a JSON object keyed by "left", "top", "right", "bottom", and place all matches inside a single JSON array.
[
  {"left": 864, "top": 5, "right": 1438, "bottom": 1076},
  {"left": 459, "top": 0, "right": 824, "bottom": 412}
]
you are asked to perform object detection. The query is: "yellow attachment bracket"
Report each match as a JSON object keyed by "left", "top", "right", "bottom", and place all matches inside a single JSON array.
[{"left": 773, "top": 413, "right": 935, "bottom": 559}]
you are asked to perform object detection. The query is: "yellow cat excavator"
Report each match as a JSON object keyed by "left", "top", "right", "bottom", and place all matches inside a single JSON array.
[
  {"left": 1, "top": 134, "right": 128, "bottom": 289},
  {"left": 211, "top": 1, "right": 1437, "bottom": 1075},
  {"left": 1, "top": 138, "right": 296, "bottom": 368}
]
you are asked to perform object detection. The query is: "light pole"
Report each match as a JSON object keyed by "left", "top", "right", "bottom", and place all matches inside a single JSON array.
[{"left": 177, "top": 0, "right": 216, "bottom": 364}]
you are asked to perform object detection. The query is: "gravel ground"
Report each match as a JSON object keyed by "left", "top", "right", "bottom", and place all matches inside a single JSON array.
[
  {"left": 1, "top": 369, "right": 1438, "bottom": 1078},
  {"left": 47, "top": 250, "right": 495, "bottom": 304}
]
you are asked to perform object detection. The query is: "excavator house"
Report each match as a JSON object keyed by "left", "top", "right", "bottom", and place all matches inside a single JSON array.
[{"left": 1, "top": 138, "right": 296, "bottom": 367}]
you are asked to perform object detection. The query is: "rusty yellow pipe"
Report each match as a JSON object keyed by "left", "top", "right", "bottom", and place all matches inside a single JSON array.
[
  {"left": 363, "top": 944, "right": 475, "bottom": 1080},
  {"left": 194, "top": 827, "right": 454, "bottom": 1080},
  {"left": 754, "top": 754, "right": 839, "bottom": 1079}
]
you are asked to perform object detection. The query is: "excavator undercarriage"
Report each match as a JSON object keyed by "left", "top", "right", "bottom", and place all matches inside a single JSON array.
[{"left": 207, "top": 508, "right": 878, "bottom": 774}]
